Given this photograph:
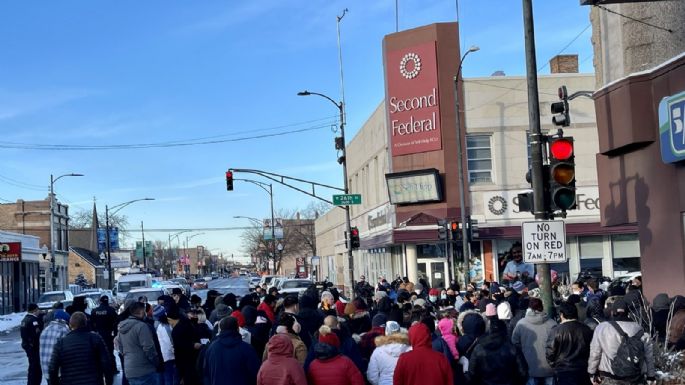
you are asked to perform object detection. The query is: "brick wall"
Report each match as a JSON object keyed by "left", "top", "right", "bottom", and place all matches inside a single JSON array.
[{"left": 68, "top": 250, "right": 96, "bottom": 285}]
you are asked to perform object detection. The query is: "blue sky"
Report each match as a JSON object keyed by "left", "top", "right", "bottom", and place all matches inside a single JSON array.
[{"left": 0, "top": 1, "right": 593, "bottom": 262}]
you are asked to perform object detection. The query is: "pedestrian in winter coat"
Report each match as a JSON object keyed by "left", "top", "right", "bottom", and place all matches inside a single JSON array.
[
  {"left": 116, "top": 302, "right": 160, "bottom": 385},
  {"left": 588, "top": 299, "right": 656, "bottom": 385},
  {"left": 393, "top": 322, "right": 453, "bottom": 385},
  {"left": 48, "top": 312, "right": 113, "bottom": 385},
  {"left": 258, "top": 295, "right": 277, "bottom": 323},
  {"left": 202, "top": 317, "right": 260, "bottom": 385},
  {"left": 20, "top": 303, "right": 43, "bottom": 385},
  {"left": 359, "top": 314, "right": 387, "bottom": 362},
  {"left": 651, "top": 293, "right": 671, "bottom": 343},
  {"left": 39, "top": 310, "right": 71, "bottom": 380},
  {"left": 467, "top": 319, "right": 527, "bottom": 385},
  {"left": 511, "top": 298, "right": 557, "bottom": 385},
  {"left": 304, "top": 315, "right": 367, "bottom": 373},
  {"left": 243, "top": 306, "right": 270, "bottom": 358},
  {"left": 91, "top": 296, "right": 120, "bottom": 375},
  {"left": 584, "top": 296, "right": 606, "bottom": 331},
  {"left": 297, "top": 294, "right": 323, "bottom": 348},
  {"left": 307, "top": 325, "right": 365, "bottom": 385},
  {"left": 438, "top": 317, "right": 459, "bottom": 360},
  {"left": 257, "top": 334, "right": 307, "bottom": 385},
  {"left": 545, "top": 302, "right": 593, "bottom": 385},
  {"left": 347, "top": 298, "right": 372, "bottom": 336},
  {"left": 456, "top": 310, "right": 487, "bottom": 360},
  {"left": 263, "top": 312, "right": 307, "bottom": 364},
  {"left": 168, "top": 304, "right": 201, "bottom": 385},
  {"left": 153, "top": 305, "right": 176, "bottom": 385},
  {"left": 366, "top": 321, "right": 410, "bottom": 385},
  {"left": 508, "top": 297, "right": 529, "bottom": 339}
]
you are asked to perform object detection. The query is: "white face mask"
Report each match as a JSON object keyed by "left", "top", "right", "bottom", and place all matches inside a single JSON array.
[
  {"left": 429, "top": 296, "right": 438, "bottom": 302},
  {"left": 415, "top": 290, "right": 421, "bottom": 295},
  {"left": 440, "top": 294, "right": 447, "bottom": 299}
]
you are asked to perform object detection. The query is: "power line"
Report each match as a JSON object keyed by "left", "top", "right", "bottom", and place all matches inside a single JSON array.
[{"left": 595, "top": 4, "right": 674, "bottom": 34}]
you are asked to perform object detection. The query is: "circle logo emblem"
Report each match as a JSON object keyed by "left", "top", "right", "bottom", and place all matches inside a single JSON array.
[
  {"left": 399, "top": 52, "right": 421, "bottom": 79},
  {"left": 488, "top": 196, "right": 508, "bottom": 216}
]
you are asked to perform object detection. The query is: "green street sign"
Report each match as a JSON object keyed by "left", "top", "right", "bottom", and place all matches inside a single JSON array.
[{"left": 333, "top": 194, "right": 362, "bottom": 206}]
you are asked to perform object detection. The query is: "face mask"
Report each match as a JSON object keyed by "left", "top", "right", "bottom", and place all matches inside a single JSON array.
[
  {"left": 429, "top": 296, "right": 438, "bottom": 302},
  {"left": 415, "top": 290, "right": 421, "bottom": 295},
  {"left": 573, "top": 290, "right": 581, "bottom": 295},
  {"left": 440, "top": 294, "right": 447, "bottom": 300}
]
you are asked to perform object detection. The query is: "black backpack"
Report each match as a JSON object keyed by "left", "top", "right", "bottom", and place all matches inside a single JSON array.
[{"left": 609, "top": 321, "right": 644, "bottom": 379}]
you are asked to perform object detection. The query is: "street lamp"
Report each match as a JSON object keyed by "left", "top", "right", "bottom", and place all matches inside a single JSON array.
[
  {"left": 454, "top": 45, "right": 479, "bottom": 286},
  {"left": 298, "top": 90, "right": 355, "bottom": 295},
  {"left": 105, "top": 198, "right": 154, "bottom": 288},
  {"left": 232, "top": 178, "right": 277, "bottom": 274},
  {"left": 49, "top": 173, "right": 84, "bottom": 290}
]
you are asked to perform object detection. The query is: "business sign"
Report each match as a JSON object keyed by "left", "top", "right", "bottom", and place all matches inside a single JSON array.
[
  {"left": 386, "top": 168, "right": 443, "bottom": 204},
  {"left": 0, "top": 242, "right": 21, "bottom": 262},
  {"left": 522, "top": 221, "right": 567, "bottom": 263},
  {"left": 659, "top": 89, "right": 685, "bottom": 164},
  {"left": 385, "top": 41, "right": 442, "bottom": 156},
  {"left": 481, "top": 187, "right": 600, "bottom": 222},
  {"left": 135, "top": 241, "right": 154, "bottom": 260},
  {"left": 97, "top": 228, "right": 120, "bottom": 253},
  {"left": 263, "top": 218, "right": 284, "bottom": 240},
  {"left": 110, "top": 251, "right": 131, "bottom": 268}
]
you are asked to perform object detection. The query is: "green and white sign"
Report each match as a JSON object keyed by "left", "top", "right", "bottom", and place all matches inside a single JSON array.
[{"left": 333, "top": 194, "right": 362, "bottom": 206}]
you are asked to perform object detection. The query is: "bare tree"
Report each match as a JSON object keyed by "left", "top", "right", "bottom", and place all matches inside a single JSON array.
[{"left": 70, "top": 208, "right": 129, "bottom": 231}]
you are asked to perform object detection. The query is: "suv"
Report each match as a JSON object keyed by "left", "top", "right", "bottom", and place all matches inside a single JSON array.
[
  {"left": 37, "top": 290, "right": 74, "bottom": 311},
  {"left": 278, "top": 279, "right": 313, "bottom": 297}
]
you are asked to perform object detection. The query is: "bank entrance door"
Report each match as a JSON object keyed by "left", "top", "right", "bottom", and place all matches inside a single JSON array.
[{"left": 417, "top": 259, "right": 449, "bottom": 288}]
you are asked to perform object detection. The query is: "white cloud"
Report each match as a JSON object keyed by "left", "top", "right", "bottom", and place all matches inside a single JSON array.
[{"left": 0, "top": 88, "right": 94, "bottom": 121}]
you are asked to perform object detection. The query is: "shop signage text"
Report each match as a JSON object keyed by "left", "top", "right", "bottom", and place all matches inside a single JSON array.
[
  {"left": 481, "top": 187, "right": 600, "bottom": 221},
  {"left": 0, "top": 242, "right": 21, "bottom": 262},
  {"left": 659, "top": 89, "right": 685, "bottom": 164},
  {"left": 386, "top": 168, "right": 442, "bottom": 204}
]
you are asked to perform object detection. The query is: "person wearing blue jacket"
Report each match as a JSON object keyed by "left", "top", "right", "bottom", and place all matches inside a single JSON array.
[{"left": 202, "top": 316, "right": 260, "bottom": 385}]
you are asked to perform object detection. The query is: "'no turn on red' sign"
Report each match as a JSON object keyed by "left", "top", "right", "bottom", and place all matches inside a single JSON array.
[{"left": 522, "top": 221, "right": 567, "bottom": 263}]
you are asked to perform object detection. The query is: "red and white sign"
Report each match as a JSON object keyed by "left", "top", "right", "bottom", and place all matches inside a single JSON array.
[
  {"left": 0, "top": 242, "right": 21, "bottom": 262},
  {"left": 386, "top": 41, "right": 442, "bottom": 156}
]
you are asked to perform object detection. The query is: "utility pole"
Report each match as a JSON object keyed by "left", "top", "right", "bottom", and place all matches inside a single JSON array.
[
  {"left": 141, "top": 221, "right": 146, "bottom": 271},
  {"left": 522, "top": 0, "right": 554, "bottom": 316}
]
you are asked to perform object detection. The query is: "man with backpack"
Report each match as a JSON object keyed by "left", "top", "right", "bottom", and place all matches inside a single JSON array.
[{"left": 587, "top": 299, "right": 655, "bottom": 385}]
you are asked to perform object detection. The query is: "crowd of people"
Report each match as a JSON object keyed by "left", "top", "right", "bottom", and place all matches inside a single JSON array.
[{"left": 20, "top": 272, "right": 685, "bottom": 385}]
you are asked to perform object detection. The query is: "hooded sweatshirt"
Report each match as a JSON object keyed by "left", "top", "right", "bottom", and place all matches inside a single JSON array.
[
  {"left": 437, "top": 318, "right": 459, "bottom": 359},
  {"left": 257, "top": 334, "right": 307, "bottom": 385},
  {"left": 393, "top": 323, "right": 453, "bottom": 385},
  {"left": 117, "top": 316, "right": 159, "bottom": 378},
  {"left": 511, "top": 309, "right": 557, "bottom": 377},
  {"left": 204, "top": 330, "right": 260, "bottom": 385},
  {"left": 307, "top": 343, "right": 365, "bottom": 385},
  {"left": 456, "top": 310, "right": 487, "bottom": 359},
  {"left": 366, "top": 333, "right": 410, "bottom": 385}
]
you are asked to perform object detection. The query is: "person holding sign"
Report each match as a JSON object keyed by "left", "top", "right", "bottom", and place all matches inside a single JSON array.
[{"left": 502, "top": 242, "right": 534, "bottom": 285}]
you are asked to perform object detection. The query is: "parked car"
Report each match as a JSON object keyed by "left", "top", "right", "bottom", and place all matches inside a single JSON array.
[
  {"left": 192, "top": 278, "right": 208, "bottom": 290},
  {"left": 250, "top": 275, "right": 261, "bottom": 288},
  {"left": 72, "top": 295, "right": 98, "bottom": 315},
  {"left": 214, "top": 277, "right": 251, "bottom": 301},
  {"left": 158, "top": 281, "right": 184, "bottom": 294},
  {"left": 37, "top": 290, "right": 75, "bottom": 311},
  {"left": 170, "top": 277, "right": 191, "bottom": 295},
  {"left": 277, "top": 279, "right": 314, "bottom": 297},
  {"left": 607, "top": 271, "right": 641, "bottom": 294},
  {"left": 269, "top": 277, "right": 286, "bottom": 291},
  {"left": 124, "top": 288, "right": 166, "bottom": 305},
  {"left": 80, "top": 289, "right": 117, "bottom": 307},
  {"left": 258, "top": 275, "right": 280, "bottom": 288}
]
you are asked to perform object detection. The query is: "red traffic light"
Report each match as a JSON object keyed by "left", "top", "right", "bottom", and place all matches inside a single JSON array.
[
  {"left": 450, "top": 222, "right": 458, "bottom": 231},
  {"left": 225, "top": 171, "right": 233, "bottom": 178},
  {"left": 549, "top": 138, "right": 573, "bottom": 160},
  {"left": 351, "top": 227, "right": 359, "bottom": 236}
]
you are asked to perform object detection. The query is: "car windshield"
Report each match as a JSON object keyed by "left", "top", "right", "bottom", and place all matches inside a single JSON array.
[
  {"left": 282, "top": 281, "right": 312, "bottom": 289},
  {"left": 38, "top": 293, "right": 66, "bottom": 303},
  {"left": 125, "top": 290, "right": 164, "bottom": 302},
  {"left": 118, "top": 281, "right": 147, "bottom": 292},
  {"left": 263, "top": 277, "right": 274, "bottom": 284},
  {"left": 195, "top": 278, "right": 205, "bottom": 283}
]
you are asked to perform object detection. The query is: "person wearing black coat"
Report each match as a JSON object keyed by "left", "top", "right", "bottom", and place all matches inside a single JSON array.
[
  {"left": 20, "top": 304, "right": 43, "bottom": 385},
  {"left": 91, "top": 296, "right": 120, "bottom": 374},
  {"left": 651, "top": 293, "right": 671, "bottom": 343},
  {"left": 467, "top": 319, "right": 527, "bottom": 385},
  {"left": 49, "top": 312, "right": 113, "bottom": 385},
  {"left": 545, "top": 302, "right": 594, "bottom": 385},
  {"left": 168, "top": 305, "right": 200, "bottom": 385},
  {"left": 243, "top": 307, "right": 271, "bottom": 358},
  {"left": 202, "top": 317, "right": 260, "bottom": 385},
  {"left": 297, "top": 294, "right": 323, "bottom": 348}
]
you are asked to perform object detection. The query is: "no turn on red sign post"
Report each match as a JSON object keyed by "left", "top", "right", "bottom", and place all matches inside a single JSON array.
[{"left": 522, "top": 220, "right": 567, "bottom": 263}]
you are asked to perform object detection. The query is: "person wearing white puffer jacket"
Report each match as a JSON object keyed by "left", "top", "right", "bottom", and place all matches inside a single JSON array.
[{"left": 366, "top": 321, "right": 410, "bottom": 385}]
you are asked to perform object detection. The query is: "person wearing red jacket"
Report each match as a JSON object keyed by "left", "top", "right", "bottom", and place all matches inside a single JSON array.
[
  {"left": 307, "top": 325, "right": 365, "bottom": 385},
  {"left": 258, "top": 295, "right": 277, "bottom": 323},
  {"left": 257, "top": 334, "right": 307, "bottom": 385},
  {"left": 393, "top": 322, "right": 453, "bottom": 385}
]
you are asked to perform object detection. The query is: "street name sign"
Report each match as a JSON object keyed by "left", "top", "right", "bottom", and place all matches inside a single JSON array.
[
  {"left": 522, "top": 220, "right": 567, "bottom": 263},
  {"left": 333, "top": 194, "right": 362, "bottom": 206}
]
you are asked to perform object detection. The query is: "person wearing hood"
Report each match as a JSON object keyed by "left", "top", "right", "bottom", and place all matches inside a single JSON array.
[
  {"left": 153, "top": 305, "right": 176, "bottom": 385},
  {"left": 508, "top": 297, "right": 529, "bottom": 339},
  {"left": 359, "top": 314, "right": 387, "bottom": 362},
  {"left": 39, "top": 309, "right": 71, "bottom": 382},
  {"left": 366, "top": 321, "right": 410, "bottom": 385},
  {"left": 545, "top": 302, "right": 593, "bottom": 385},
  {"left": 438, "top": 318, "right": 459, "bottom": 360},
  {"left": 230, "top": 310, "right": 251, "bottom": 343},
  {"left": 319, "top": 291, "right": 338, "bottom": 318},
  {"left": 304, "top": 315, "right": 366, "bottom": 374},
  {"left": 263, "top": 312, "right": 307, "bottom": 365},
  {"left": 497, "top": 301, "right": 513, "bottom": 326},
  {"left": 243, "top": 306, "right": 270, "bottom": 358},
  {"left": 202, "top": 290, "right": 219, "bottom": 316},
  {"left": 467, "top": 319, "right": 527, "bottom": 385},
  {"left": 347, "top": 298, "right": 372, "bottom": 336},
  {"left": 297, "top": 294, "right": 323, "bottom": 348},
  {"left": 116, "top": 302, "right": 159, "bottom": 385},
  {"left": 306, "top": 325, "right": 365, "bottom": 385},
  {"left": 171, "top": 288, "right": 191, "bottom": 315},
  {"left": 208, "top": 295, "right": 226, "bottom": 324},
  {"left": 202, "top": 316, "right": 260, "bottom": 385},
  {"left": 583, "top": 296, "right": 606, "bottom": 332},
  {"left": 257, "top": 334, "right": 307, "bottom": 385},
  {"left": 393, "top": 322, "right": 453, "bottom": 385},
  {"left": 651, "top": 293, "right": 671, "bottom": 343},
  {"left": 511, "top": 298, "right": 557, "bottom": 385},
  {"left": 456, "top": 310, "right": 487, "bottom": 361}
]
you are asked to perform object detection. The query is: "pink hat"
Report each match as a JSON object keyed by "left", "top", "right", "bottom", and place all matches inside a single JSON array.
[{"left": 485, "top": 303, "right": 497, "bottom": 317}]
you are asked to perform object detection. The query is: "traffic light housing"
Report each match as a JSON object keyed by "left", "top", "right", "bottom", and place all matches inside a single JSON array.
[
  {"left": 350, "top": 227, "right": 360, "bottom": 249},
  {"left": 548, "top": 136, "right": 576, "bottom": 212},
  {"left": 226, "top": 170, "right": 234, "bottom": 191},
  {"left": 467, "top": 217, "right": 479, "bottom": 242},
  {"left": 437, "top": 220, "right": 448, "bottom": 241},
  {"left": 450, "top": 221, "right": 461, "bottom": 241},
  {"left": 551, "top": 86, "right": 570, "bottom": 127}
]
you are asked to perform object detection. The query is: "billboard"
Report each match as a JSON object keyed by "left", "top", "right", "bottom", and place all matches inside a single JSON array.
[
  {"left": 385, "top": 41, "right": 442, "bottom": 156},
  {"left": 97, "top": 228, "right": 120, "bottom": 253}
]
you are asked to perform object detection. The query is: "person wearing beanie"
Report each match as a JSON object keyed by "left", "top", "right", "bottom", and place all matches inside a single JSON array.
[
  {"left": 39, "top": 310, "right": 71, "bottom": 380},
  {"left": 651, "top": 293, "right": 671, "bottom": 342},
  {"left": 203, "top": 317, "right": 260, "bottom": 385},
  {"left": 467, "top": 319, "right": 527, "bottom": 385},
  {"left": 230, "top": 310, "right": 251, "bottom": 344},
  {"left": 437, "top": 318, "right": 459, "bottom": 360},
  {"left": 307, "top": 325, "right": 365, "bottom": 385},
  {"left": 257, "top": 334, "right": 307, "bottom": 385},
  {"left": 428, "top": 288, "right": 440, "bottom": 304},
  {"left": 497, "top": 301, "right": 513, "bottom": 325},
  {"left": 359, "top": 314, "right": 387, "bottom": 362},
  {"left": 512, "top": 297, "right": 557, "bottom": 384},
  {"left": 263, "top": 313, "right": 307, "bottom": 365},
  {"left": 393, "top": 323, "right": 453, "bottom": 385},
  {"left": 346, "top": 298, "right": 372, "bottom": 336},
  {"left": 367, "top": 321, "right": 410, "bottom": 385},
  {"left": 153, "top": 304, "right": 176, "bottom": 385},
  {"left": 512, "top": 281, "right": 526, "bottom": 294},
  {"left": 485, "top": 303, "right": 498, "bottom": 318}
]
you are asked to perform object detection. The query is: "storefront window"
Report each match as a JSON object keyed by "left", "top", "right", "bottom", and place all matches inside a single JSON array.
[
  {"left": 611, "top": 234, "right": 640, "bottom": 276},
  {"left": 467, "top": 135, "right": 492, "bottom": 183},
  {"left": 579, "top": 236, "right": 604, "bottom": 279},
  {"left": 417, "top": 243, "right": 447, "bottom": 258}
]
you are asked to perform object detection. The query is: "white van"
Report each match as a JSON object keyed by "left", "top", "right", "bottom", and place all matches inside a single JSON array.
[{"left": 115, "top": 273, "right": 152, "bottom": 303}]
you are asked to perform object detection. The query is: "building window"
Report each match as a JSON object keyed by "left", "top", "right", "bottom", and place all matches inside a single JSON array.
[
  {"left": 611, "top": 234, "right": 640, "bottom": 276},
  {"left": 467, "top": 135, "right": 492, "bottom": 183},
  {"left": 579, "top": 236, "right": 604, "bottom": 279}
]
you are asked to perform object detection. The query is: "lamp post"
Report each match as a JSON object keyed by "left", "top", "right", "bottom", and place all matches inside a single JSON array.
[
  {"left": 233, "top": 178, "right": 277, "bottom": 274},
  {"left": 105, "top": 198, "right": 154, "bottom": 288},
  {"left": 49, "top": 173, "right": 83, "bottom": 290},
  {"left": 454, "top": 45, "right": 479, "bottom": 287},
  {"left": 298, "top": 90, "right": 354, "bottom": 295}
]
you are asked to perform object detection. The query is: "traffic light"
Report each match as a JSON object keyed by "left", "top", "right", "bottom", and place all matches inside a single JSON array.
[
  {"left": 225, "top": 170, "right": 233, "bottom": 191},
  {"left": 450, "top": 221, "right": 462, "bottom": 241},
  {"left": 467, "top": 217, "right": 479, "bottom": 242},
  {"left": 551, "top": 86, "right": 570, "bottom": 127},
  {"left": 350, "top": 227, "right": 360, "bottom": 249},
  {"left": 437, "top": 220, "right": 448, "bottom": 241},
  {"left": 548, "top": 136, "right": 576, "bottom": 212}
]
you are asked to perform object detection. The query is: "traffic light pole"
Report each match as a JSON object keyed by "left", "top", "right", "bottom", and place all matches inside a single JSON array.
[{"left": 522, "top": 0, "right": 554, "bottom": 317}]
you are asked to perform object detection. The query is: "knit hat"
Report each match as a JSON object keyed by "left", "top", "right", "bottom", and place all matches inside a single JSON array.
[
  {"left": 318, "top": 325, "right": 341, "bottom": 348},
  {"left": 385, "top": 321, "right": 401, "bottom": 336},
  {"left": 652, "top": 293, "right": 671, "bottom": 311},
  {"left": 413, "top": 298, "right": 427, "bottom": 308},
  {"left": 497, "top": 302, "right": 512, "bottom": 320},
  {"left": 485, "top": 303, "right": 497, "bottom": 317},
  {"left": 54, "top": 310, "right": 70, "bottom": 322},
  {"left": 429, "top": 288, "right": 440, "bottom": 296},
  {"left": 152, "top": 304, "right": 166, "bottom": 320},
  {"left": 372, "top": 313, "right": 387, "bottom": 328},
  {"left": 529, "top": 288, "right": 541, "bottom": 298},
  {"left": 231, "top": 310, "right": 245, "bottom": 328},
  {"left": 374, "top": 290, "right": 388, "bottom": 302},
  {"left": 216, "top": 304, "right": 230, "bottom": 319},
  {"left": 512, "top": 281, "right": 525, "bottom": 293}
]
